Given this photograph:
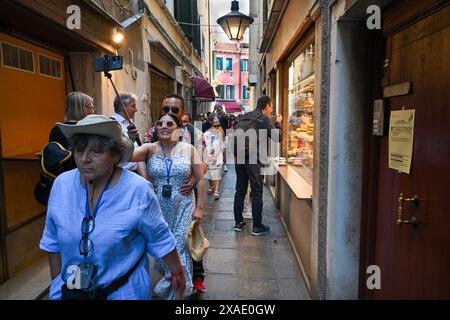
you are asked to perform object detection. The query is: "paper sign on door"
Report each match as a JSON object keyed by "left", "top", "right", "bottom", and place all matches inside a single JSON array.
[{"left": 388, "top": 109, "right": 415, "bottom": 174}]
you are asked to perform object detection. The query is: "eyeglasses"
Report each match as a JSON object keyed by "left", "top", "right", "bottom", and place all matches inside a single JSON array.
[
  {"left": 213, "top": 124, "right": 221, "bottom": 128},
  {"left": 156, "top": 120, "right": 176, "bottom": 128},
  {"left": 79, "top": 217, "right": 95, "bottom": 256},
  {"left": 162, "top": 106, "right": 180, "bottom": 114}
]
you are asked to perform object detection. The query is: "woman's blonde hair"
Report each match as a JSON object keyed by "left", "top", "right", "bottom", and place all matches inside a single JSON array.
[{"left": 64, "top": 92, "right": 94, "bottom": 121}]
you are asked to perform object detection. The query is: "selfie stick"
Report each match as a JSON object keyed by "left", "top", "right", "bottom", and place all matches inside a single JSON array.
[{"left": 104, "top": 71, "right": 142, "bottom": 146}]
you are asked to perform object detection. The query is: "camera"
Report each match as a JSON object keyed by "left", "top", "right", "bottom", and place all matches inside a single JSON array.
[
  {"left": 162, "top": 185, "right": 172, "bottom": 198},
  {"left": 95, "top": 55, "right": 123, "bottom": 73}
]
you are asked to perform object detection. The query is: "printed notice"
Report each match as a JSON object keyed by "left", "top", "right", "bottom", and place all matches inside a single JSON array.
[{"left": 388, "top": 109, "right": 415, "bottom": 174}]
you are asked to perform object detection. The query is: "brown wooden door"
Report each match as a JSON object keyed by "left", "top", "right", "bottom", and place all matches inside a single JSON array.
[
  {"left": 150, "top": 69, "right": 174, "bottom": 124},
  {"left": 372, "top": 5, "right": 450, "bottom": 299}
]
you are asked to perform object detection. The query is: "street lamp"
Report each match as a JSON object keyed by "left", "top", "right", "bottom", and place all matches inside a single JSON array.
[
  {"left": 217, "top": 0, "right": 254, "bottom": 41},
  {"left": 112, "top": 27, "right": 125, "bottom": 49}
]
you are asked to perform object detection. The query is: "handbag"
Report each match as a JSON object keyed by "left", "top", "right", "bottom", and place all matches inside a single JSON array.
[
  {"left": 186, "top": 221, "right": 209, "bottom": 262},
  {"left": 61, "top": 252, "right": 145, "bottom": 300}
]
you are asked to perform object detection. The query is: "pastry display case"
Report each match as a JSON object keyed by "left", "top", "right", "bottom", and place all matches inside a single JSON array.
[{"left": 286, "top": 43, "right": 315, "bottom": 181}]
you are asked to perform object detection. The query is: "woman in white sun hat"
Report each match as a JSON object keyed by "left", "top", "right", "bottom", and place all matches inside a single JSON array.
[{"left": 39, "top": 114, "right": 185, "bottom": 300}]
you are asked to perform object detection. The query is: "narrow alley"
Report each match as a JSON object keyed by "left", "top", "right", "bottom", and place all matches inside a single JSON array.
[{"left": 0, "top": 0, "right": 449, "bottom": 302}]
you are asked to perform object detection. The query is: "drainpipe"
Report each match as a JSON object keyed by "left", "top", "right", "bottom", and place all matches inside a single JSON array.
[
  {"left": 208, "top": 0, "right": 212, "bottom": 82},
  {"left": 239, "top": 44, "right": 241, "bottom": 101},
  {"left": 208, "top": 0, "right": 212, "bottom": 113}
]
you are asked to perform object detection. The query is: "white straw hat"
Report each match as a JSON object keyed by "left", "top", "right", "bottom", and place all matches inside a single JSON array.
[{"left": 57, "top": 115, "right": 134, "bottom": 164}]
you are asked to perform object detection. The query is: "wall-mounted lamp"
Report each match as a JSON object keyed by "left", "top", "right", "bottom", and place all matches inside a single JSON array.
[{"left": 112, "top": 27, "right": 125, "bottom": 49}]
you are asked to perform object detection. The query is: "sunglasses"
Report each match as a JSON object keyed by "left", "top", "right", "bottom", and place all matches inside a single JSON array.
[
  {"left": 213, "top": 124, "right": 221, "bottom": 128},
  {"left": 156, "top": 120, "right": 176, "bottom": 128},
  {"left": 79, "top": 217, "right": 95, "bottom": 256},
  {"left": 162, "top": 106, "right": 180, "bottom": 114}
]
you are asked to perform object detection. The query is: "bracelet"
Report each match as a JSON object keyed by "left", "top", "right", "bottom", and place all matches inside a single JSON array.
[
  {"left": 166, "top": 266, "right": 184, "bottom": 281},
  {"left": 165, "top": 266, "right": 184, "bottom": 284}
]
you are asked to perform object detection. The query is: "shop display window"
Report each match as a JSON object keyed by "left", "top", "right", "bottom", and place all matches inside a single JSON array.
[{"left": 286, "top": 42, "right": 315, "bottom": 182}]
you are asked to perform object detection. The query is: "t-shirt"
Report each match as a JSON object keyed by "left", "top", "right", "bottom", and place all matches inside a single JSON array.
[{"left": 39, "top": 168, "right": 176, "bottom": 300}]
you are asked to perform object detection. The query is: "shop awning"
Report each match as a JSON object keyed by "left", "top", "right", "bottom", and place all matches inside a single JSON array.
[
  {"left": 216, "top": 100, "right": 243, "bottom": 113},
  {"left": 193, "top": 77, "right": 215, "bottom": 102}
]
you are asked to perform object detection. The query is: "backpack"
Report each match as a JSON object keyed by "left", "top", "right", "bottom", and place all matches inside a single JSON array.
[
  {"left": 232, "top": 113, "right": 260, "bottom": 159},
  {"left": 34, "top": 142, "right": 73, "bottom": 206}
]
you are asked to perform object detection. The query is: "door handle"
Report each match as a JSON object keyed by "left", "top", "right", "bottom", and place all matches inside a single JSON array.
[{"left": 397, "top": 193, "right": 420, "bottom": 227}]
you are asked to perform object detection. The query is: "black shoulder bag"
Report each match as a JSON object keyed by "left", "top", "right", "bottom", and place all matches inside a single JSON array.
[{"left": 61, "top": 251, "right": 146, "bottom": 300}]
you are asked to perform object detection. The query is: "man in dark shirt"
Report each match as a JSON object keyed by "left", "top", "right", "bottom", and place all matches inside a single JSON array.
[{"left": 233, "top": 96, "right": 282, "bottom": 236}]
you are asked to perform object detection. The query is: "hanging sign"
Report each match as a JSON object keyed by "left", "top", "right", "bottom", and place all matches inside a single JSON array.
[{"left": 388, "top": 109, "right": 415, "bottom": 174}]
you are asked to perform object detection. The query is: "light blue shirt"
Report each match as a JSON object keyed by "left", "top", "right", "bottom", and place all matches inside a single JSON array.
[
  {"left": 39, "top": 168, "right": 176, "bottom": 300},
  {"left": 111, "top": 112, "right": 138, "bottom": 171}
]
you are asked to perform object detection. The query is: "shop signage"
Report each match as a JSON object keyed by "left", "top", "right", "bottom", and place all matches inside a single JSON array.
[
  {"left": 383, "top": 81, "right": 412, "bottom": 98},
  {"left": 388, "top": 109, "right": 415, "bottom": 174}
]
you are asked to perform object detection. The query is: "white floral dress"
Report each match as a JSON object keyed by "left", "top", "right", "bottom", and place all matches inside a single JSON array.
[
  {"left": 204, "top": 129, "right": 223, "bottom": 181},
  {"left": 147, "top": 147, "right": 194, "bottom": 299}
]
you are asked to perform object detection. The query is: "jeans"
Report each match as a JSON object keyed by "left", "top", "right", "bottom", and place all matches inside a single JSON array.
[
  {"left": 192, "top": 260, "right": 205, "bottom": 281},
  {"left": 233, "top": 163, "right": 264, "bottom": 227}
]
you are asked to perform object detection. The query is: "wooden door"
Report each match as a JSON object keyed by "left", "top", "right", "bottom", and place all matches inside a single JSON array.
[
  {"left": 150, "top": 69, "right": 174, "bottom": 125},
  {"left": 372, "top": 4, "right": 450, "bottom": 299}
]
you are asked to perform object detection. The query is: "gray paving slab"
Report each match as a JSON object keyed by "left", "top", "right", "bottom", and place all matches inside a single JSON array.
[
  {"left": 238, "top": 246, "right": 275, "bottom": 262},
  {"left": 201, "top": 275, "right": 239, "bottom": 300},
  {"left": 238, "top": 278, "right": 281, "bottom": 299},
  {"left": 195, "top": 165, "right": 310, "bottom": 300}
]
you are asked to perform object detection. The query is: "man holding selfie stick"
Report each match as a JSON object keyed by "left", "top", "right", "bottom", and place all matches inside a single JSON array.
[
  {"left": 112, "top": 93, "right": 144, "bottom": 174},
  {"left": 94, "top": 55, "right": 144, "bottom": 174}
]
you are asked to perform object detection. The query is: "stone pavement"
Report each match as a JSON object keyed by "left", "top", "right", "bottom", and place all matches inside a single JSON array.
[{"left": 195, "top": 165, "right": 310, "bottom": 300}]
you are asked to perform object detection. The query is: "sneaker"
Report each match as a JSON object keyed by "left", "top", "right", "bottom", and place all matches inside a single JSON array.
[
  {"left": 252, "top": 224, "right": 270, "bottom": 236},
  {"left": 192, "top": 279, "right": 206, "bottom": 294},
  {"left": 213, "top": 191, "right": 220, "bottom": 200},
  {"left": 234, "top": 220, "right": 246, "bottom": 232},
  {"left": 223, "top": 165, "right": 228, "bottom": 172}
]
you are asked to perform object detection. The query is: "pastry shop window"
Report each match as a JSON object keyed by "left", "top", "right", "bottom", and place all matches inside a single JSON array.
[{"left": 286, "top": 42, "right": 315, "bottom": 183}]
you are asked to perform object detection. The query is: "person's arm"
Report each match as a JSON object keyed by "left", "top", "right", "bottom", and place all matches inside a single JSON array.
[
  {"left": 191, "top": 145, "right": 206, "bottom": 223},
  {"left": 131, "top": 143, "right": 152, "bottom": 162},
  {"left": 137, "top": 162, "right": 149, "bottom": 180},
  {"left": 180, "top": 143, "right": 196, "bottom": 196},
  {"left": 48, "top": 253, "right": 61, "bottom": 280},
  {"left": 264, "top": 115, "right": 283, "bottom": 144},
  {"left": 132, "top": 144, "right": 158, "bottom": 190},
  {"left": 198, "top": 132, "right": 208, "bottom": 174},
  {"left": 161, "top": 248, "right": 186, "bottom": 300},
  {"left": 180, "top": 174, "right": 195, "bottom": 196}
]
